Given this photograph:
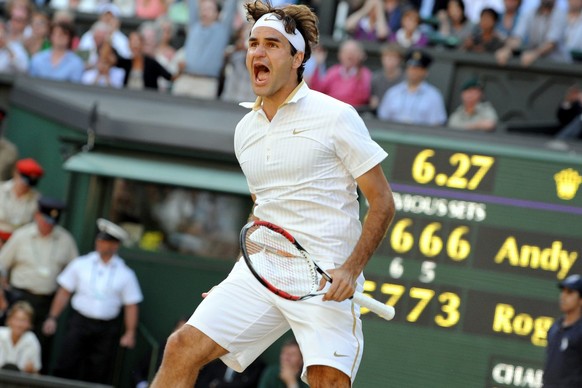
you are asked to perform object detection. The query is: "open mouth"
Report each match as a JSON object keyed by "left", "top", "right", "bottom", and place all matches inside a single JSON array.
[{"left": 253, "top": 63, "right": 270, "bottom": 85}]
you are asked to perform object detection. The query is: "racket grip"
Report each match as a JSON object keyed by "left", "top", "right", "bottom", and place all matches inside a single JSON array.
[{"left": 353, "top": 292, "right": 395, "bottom": 321}]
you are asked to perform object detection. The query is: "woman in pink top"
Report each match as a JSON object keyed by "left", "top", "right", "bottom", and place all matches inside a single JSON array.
[{"left": 308, "top": 39, "right": 372, "bottom": 108}]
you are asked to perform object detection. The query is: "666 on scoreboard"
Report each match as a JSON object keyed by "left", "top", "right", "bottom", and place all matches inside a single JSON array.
[{"left": 359, "top": 130, "right": 582, "bottom": 388}]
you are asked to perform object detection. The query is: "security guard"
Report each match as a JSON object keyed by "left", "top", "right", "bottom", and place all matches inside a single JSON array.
[
  {"left": 43, "top": 218, "right": 143, "bottom": 385},
  {"left": 0, "top": 196, "right": 78, "bottom": 372},
  {"left": 0, "top": 158, "right": 44, "bottom": 246},
  {"left": 543, "top": 274, "right": 582, "bottom": 387}
]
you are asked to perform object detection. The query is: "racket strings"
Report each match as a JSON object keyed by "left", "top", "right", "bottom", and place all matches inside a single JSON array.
[{"left": 245, "top": 226, "right": 318, "bottom": 297}]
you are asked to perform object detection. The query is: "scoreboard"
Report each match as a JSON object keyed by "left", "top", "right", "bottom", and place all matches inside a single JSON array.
[{"left": 357, "top": 129, "right": 582, "bottom": 388}]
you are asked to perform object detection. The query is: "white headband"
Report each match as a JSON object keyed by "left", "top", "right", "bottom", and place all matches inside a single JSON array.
[{"left": 251, "top": 13, "right": 306, "bottom": 53}]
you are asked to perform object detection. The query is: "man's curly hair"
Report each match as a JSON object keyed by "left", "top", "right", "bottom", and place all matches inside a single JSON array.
[{"left": 244, "top": 0, "right": 319, "bottom": 81}]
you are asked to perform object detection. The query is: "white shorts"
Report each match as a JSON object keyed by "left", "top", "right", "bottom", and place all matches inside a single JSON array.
[{"left": 187, "top": 260, "right": 364, "bottom": 384}]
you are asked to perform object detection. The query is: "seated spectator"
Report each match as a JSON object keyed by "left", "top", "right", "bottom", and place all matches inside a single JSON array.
[
  {"left": 464, "top": 0, "right": 504, "bottom": 23},
  {"left": 28, "top": 21, "right": 84, "bottom": 83},
  {"left": 23, "top": 11, "right": 50, "bottom": 57},
  {"left": 140, "top": 21, "right": 161, "bottom": 57},
  {"left": 390, "top": 7, "right": 429, "bottom": 48},
  {"left": 345, "top": 0, "right": 391, "bottom": 42},
  {"left": 377, "top": 49, "right": 447, "bottom": 125},
  {"left": 463, "top": 8, "right": 506, "bottom": 53},
  {"left": 0, "top": 20, "right": 29, "bottom": 74},
  {"left": 436, "top": 0, "right": 474, "bottom": 47},
  {"left": 51, "top": 10, "right": 80, "bottom": 50},
  {"left": 173, "top": 0, "right": 237, "bottom": 99},
  {"left": 155, "top": 16, "right": 177, "bottom": 73},
  {"left": 497, "top": 0, "right": 522, "bottom": 38},
  {"left": 77, "top": 21, "right": 114, "bottom": 70},
  {"left": 78, "top": 4, "right": 131, "bottom": 62},
  {"left": 561, "top": 0, "right": 582, "bottom": 62},
  {"left": 81, "top": 42, "right": 125, "bottom": 88},
  {"left": 448, "top": 77, "right": 498, "bottom": 131},
  {"left": 309, "top": 39, "right": 372, "bottom": 109},
  {"left": 6, "top": 0, "right": 33, "bottom": 44},
  {"left": 0, "top": 158, "right": 43, "bottom": 247},
  {"left": 370, "top": 43, "right": 404, "bottom": 112},
  {"left": 116, "top": 30, "right": 173, "bottom": 90},
  {"left": 140, "top": 21, "right": 177, "bottom": 92},
  {"left": 136, "top": 0, "right": 168, "bottom": 20},
  {"left": 495, "top": 0, "right": 567, "bottom": 66},
  {"left": 0, "top": 301, "right": 41, "bottom": 374},
  {"left": 555, "top": 83, "right": 582, "bottom": 139},
  {"left": 258, "top": 338, "right": 308, "bottom": 388}
]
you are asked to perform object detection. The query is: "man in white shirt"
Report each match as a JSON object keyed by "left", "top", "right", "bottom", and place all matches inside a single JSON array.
[{"left": 43, "top": 218, "right": 143, "bottom": 385}]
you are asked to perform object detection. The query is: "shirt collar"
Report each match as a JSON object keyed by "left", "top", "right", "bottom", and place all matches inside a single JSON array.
[
  {"left": 91, "top": 251, "right": 121, "bottom": 266},
  {"left": 239, "top": 81, "right": 309, "bottom": 111}
]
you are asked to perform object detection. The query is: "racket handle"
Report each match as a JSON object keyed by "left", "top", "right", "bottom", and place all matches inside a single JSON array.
[{"left": 353, "top": 292, "right": 395, "bottom": 321}]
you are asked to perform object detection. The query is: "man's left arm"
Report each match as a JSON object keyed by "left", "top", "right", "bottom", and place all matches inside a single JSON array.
[
  {"left": 323, "top": 164, "right": 395, "bottom": 301},
  {"left": 120, "top": 304, "right": 139, "bottom": 348}
]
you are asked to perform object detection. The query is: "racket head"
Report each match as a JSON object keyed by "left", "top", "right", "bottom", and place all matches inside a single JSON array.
[{"left": 240, "top": 220, "right": 322, "bottom": 300}]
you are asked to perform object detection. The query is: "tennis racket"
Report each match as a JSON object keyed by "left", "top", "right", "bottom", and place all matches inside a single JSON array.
[{"left": 240, "top": 220, "right": 395, "bottom": 321}]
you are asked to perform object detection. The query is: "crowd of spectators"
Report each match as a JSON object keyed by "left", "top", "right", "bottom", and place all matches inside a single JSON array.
[
  {"left": 329, "top": 0, "right": 582, "bottom": 134},
  {"left": 0, "top": 0, "right": 579, "bottom": 134}
]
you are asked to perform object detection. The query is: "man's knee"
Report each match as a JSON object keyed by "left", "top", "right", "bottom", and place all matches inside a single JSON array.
[
  {"left": 163, "top": 324, "right": 227, "bottom": 368},
  {"left": 307, "top": 365, "right": 351, "bottom": 388}
]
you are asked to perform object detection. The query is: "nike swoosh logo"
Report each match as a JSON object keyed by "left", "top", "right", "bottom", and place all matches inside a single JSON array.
[
  {"left": 333, "top": 351, "right": 349, "bottom": 358},
  {"left": 292, "top": 129, "right": 310, "bottom": 135}
]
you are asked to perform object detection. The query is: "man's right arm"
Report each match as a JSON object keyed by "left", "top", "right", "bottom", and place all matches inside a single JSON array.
[{"left": 42, "top": 287, "right": 72, "bottom": 336}]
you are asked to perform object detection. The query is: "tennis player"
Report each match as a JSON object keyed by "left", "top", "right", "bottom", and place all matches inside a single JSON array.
[{"left": 151, "top": 1, "right": 395, "bottom": 387}]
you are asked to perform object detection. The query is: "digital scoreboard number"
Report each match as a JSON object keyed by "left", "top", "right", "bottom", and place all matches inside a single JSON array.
[{"left": 359, "top": 132, "right": 582, "bottom": 388}]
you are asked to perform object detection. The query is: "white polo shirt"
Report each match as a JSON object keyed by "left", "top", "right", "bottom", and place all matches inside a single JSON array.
[
  {"left": 235, "top": 82, "right": 387, "bottom": 267},
  {"left": 57, "top": 251, "right": 143, "bottom": 320}
]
